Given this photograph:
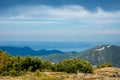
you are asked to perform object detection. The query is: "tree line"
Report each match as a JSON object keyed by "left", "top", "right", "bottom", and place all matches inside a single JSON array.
[{"left": 0, "top": 50, "right": 93, "bottom": 76}]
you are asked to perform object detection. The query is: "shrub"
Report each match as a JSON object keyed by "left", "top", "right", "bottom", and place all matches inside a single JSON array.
[
  {"left": 34, "top": 69, "right": 41, "bottom": 76},
  {"left": 42, "top": 60, "right": 54, "bottom": 71},
  {"left": 9, "top": 69, "right": 17, "bottom": 76},
  {"left": 1, "top": 71, "right": 9, "bottom": 76},
  {"left": 9, "top": 69, "right": 22, "bottom": 76},
  {"left": 0, "top": 50, "right": 94, "bottom": 76},
  {"left": 28, "top": 66, "right": 33, "bottom": 72},
  {"left": 97, "top": 62, "right": 112, "bottom": 68},
  {"left": 56, "top": 58, "right": 93, "bottom": 73}
]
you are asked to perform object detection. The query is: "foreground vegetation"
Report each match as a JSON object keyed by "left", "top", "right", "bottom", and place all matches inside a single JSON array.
[
  {"left": 0, "top": 50, "right": 93, "bottom": 77},
  {"left": 0, "top": 50, "right": 120, "bottom": 80},
  {"left": 0, "top": 67, "right": 120, "bottom": 80}
]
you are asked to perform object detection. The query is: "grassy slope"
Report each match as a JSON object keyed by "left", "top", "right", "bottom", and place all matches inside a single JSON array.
[{"left": 0, "top": 67, "right": 120, "bottom": 80}]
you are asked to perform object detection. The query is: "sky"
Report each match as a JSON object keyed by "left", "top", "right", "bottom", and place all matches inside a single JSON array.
[{"left": 0, "top": 0, "right": 120, "bottom": 42}]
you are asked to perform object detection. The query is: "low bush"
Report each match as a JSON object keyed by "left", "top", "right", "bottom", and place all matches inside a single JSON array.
[
  {"left": 97, "top": 62, "right": 112, "bottom": 68},
  {"left": 56, "top": 58, "right": 93, "bottom": 73},
  {"left": 34, "top": 69, "right": 41, "bottom": 76}
]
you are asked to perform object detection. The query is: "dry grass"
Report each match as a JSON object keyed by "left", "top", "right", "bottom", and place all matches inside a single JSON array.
[{"left": 0, "top": 67, "right": 120, "bottom": 80}]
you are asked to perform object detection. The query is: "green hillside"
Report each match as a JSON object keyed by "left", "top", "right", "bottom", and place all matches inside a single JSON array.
[{"left": 41, "top": 45, "right": 120, "bottom": 67}]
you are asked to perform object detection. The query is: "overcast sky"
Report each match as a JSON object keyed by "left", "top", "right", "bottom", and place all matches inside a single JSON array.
[{"left": 0, "top": 0, "right": 120, "bottom": 42}]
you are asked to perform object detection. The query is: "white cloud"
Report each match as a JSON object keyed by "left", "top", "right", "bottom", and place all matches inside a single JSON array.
[{"left": 0, "top": 5, "right": 120, "bottom": 25}]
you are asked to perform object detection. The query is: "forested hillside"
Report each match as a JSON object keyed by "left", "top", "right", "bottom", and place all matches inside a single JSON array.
[{"left": 41, "top": 45, "right": 120, "bottom": 67}]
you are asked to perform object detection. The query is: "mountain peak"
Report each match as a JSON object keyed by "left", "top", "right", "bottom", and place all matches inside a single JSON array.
[
  {"left": 94, "top": 46, "right": 105, "bottom": 51},
  {"left": 79, "top": 44, "right": 120, "bottom": 67},
  {"left": 92, "top": 44, "right": 119, "bottom": 52}
]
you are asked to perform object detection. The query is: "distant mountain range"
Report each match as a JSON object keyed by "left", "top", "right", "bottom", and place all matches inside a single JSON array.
[
  {"left": 0, "top": 44, "right": 120, "bottom": 67},
  {"left": 41, "top": 44, "right": 120, "bottom": 67},
  {"left": 0, "top": 46, "right": 63, "bottom": 56}
]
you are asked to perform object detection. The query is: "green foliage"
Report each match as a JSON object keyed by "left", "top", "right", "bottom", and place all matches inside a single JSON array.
[
  {"left": 21, "top": 56, "right": 42, "bottom": 71},
  {"left": 0, "top": 50, "right": 12, "bottom": 75},
  {"left": 0, "top": 50, "right": 93, "bottom": 77},
  {"left": 9, "top": 69, "right": 17, "bottom": 76},
  {"left": 34, "top": 69, "right": 41, "bottom": 76},
  {"left": 1, "top": 71, "right": 9, "bottom": 76},
  {"left": 97, "top": 62, "right": 112, "bottom": 68},
  {"left": 56, "top": 58, "right": 93, "bottom": 73},
  {"left": 0, "top": 51, "right": 44, "bottom": 76},
  {"left": 32, "top": 57, "right": 42, "bottom": 71},
  {"left": 28, "top": 66, "right": 33, "bottom": 72},
  {"left": 22, "top": 55, "right": 32, "bottom": 71},
  {"left": 42, "top": 60, "right": 54, "bottom": 71}
]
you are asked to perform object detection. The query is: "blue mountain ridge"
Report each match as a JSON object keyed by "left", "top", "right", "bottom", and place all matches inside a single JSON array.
[{"left": 0, "top": 44, "right": 120, "bottom": 67}]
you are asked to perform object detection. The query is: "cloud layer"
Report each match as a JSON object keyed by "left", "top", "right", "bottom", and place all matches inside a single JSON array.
[
  {"left": 0, "top": 5, "right": 120, "bottom": 25},
  {"left": 0, "top": 5, "right": 120, "bottom": 42}
]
